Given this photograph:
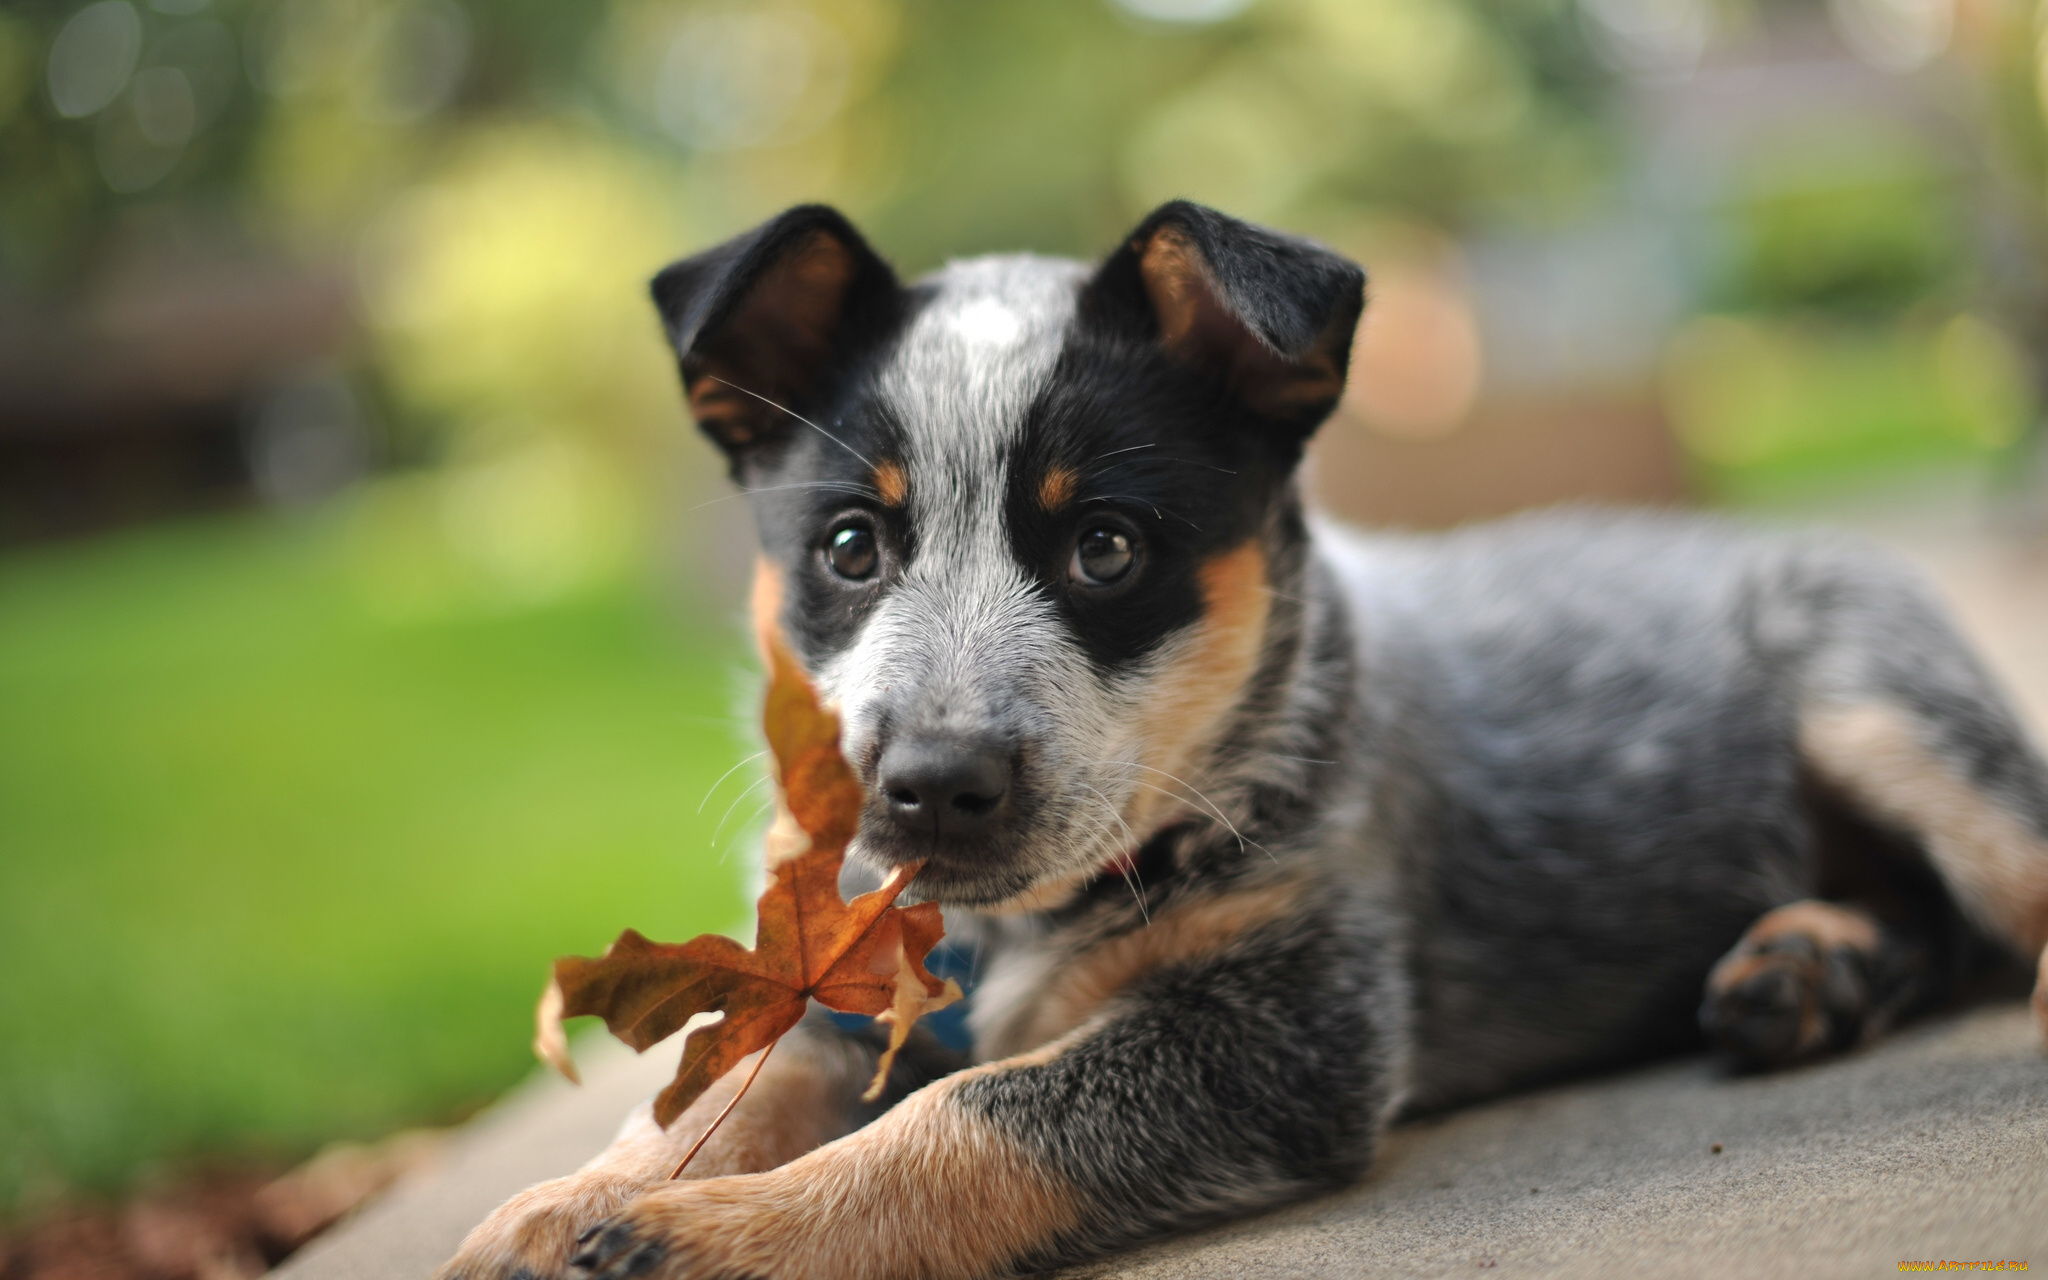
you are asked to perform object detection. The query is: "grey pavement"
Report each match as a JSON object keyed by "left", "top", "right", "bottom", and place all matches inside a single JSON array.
[
  {"left": 1066, "top": 1004, "right": 2047, "bottom": 1280},
  {"left": 274, "top": 1005, "right": 2048, "bottom": 1279}
]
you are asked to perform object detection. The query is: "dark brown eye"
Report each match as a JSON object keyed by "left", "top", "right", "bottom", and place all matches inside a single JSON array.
[
  {"left": 1070, "top": 526, "right": 1135, "bottom": 586},
  {"left": 826, "top": 523, "right": 878, "bottom": 581}
]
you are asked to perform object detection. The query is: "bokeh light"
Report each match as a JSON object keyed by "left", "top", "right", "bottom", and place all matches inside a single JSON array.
[{"left": 46, "top": 2, "right": 142, "bottom": 119}]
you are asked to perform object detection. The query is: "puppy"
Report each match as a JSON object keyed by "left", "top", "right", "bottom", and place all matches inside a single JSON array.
[{"left": 440, "top": 201, "right": 2048, "bottom": 1280}]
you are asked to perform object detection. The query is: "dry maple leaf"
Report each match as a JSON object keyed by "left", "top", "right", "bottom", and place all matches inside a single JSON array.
[{"left": 533, "top": 640, "right": 961, "bottom": 1129}]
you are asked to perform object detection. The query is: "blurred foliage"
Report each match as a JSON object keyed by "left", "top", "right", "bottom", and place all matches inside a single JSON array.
[
  {"left": 1666, "top": 76, "right": 2034, "bottom": 498},
  {"left": 356, "top": 124, "right": 691, "bottom": 492},
  {"left": 1645, "top": 0, "right": 2048, "bottom": 501},
  {"left": 1971, "top": 0, "right": 2048, "bottom": 418},
  {"left": 1664, "top": 310, "right": 2033, "bottom": 501},
  {"left": 1976, "top": 0, "right": 2048, "bottom": 221},
  {"left": 0, "top": 0, "right": 1620, "bottom": 287},
  {"left": 1715, "top": 128, "right": 1964, "bottom": 316}
]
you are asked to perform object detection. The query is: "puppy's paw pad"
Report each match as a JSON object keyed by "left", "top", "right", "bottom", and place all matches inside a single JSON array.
[
  {"left": 435, "top": 1173, "right": 641, "bottom": 1280},
  {"left": 567, "top": 1191, "right": 775, "bottom": 1280},
  {"left": 1701, "top": 901, "right": 1878, "bottom": 1069},
  {"left": 1702, "top": 950, "right": 1826, "bottom": 1065},
  {"left": 571, "top": 1220, "right": 669, "bottom": 1279}
]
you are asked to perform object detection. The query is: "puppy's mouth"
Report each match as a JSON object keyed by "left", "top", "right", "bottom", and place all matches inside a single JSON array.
[
  {"left": 859, "top": 812, "right": 1185, "bottom": 913},
  {"left": 848, "top": 808, "right": 1094, "bottom": 910},
  {"left": 856, "top": 824, "right": 1049, "bottom": 908},
  {"left": 846, "top": 750, "right": 1058, "bottom": 905},
  {"left": 842, "top": 731, "right": 1185, "bottom": 908}
]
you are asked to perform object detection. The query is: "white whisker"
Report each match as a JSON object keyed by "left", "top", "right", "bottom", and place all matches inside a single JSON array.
[
  {"left": 708, "top": 377, "right": 876, "bottom": 470},
  {"left": 1079, "top": 494, "right": 1200, "bottom": 531},
  {"left": 1081, "top": 443, "right": 1155, "bottom": 469},
  {"left": 1090, "top": 454, "right": 1236, "bottom": 478},
  {"left": 1079, "top": 783, "right": 1149, "bottom": 925},
  {"left": 1256, "top": 584, "right": 1312, "bottom": 608},
  {"left": 698, "top": 750, "right": 770, "bottom": 815},
  {"left": 1088, "top": 760, "right": 1274, "bottom": 864},
  {"left": 1077, "top": 782, "right": 1139, "bottom": 848},
  {"left": 690, "top": 481, "right": 880, "bottom": 512},
  {"left": 718, "top": 798, "right": 777, "bottom": 865},
  {"left": 711, "top": 775, "right": 771, "bottom": 848}
]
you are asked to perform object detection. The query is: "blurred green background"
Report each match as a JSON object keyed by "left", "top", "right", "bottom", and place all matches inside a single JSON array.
[{"left": 3, "top": 0, "right": 2048, "bottom": 1220}]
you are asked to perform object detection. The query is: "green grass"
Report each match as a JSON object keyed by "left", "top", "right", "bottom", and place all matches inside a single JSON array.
[{"left": 0, "top": 506, "right": 757, "bottom": 1211}]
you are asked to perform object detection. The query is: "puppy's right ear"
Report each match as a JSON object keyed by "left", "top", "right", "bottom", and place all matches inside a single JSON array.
[{"left": 651, "top": 205, "right": 899, "bottom": 467}]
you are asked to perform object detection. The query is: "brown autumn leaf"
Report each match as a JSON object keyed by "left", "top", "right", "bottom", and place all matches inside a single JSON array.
[{"left": 534, "top": 640, "right": 961, "bottom": 1127}]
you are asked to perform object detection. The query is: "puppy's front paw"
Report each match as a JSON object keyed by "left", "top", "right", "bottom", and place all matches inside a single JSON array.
[
  {"left": 1701, "top": 900, "right": 1886, "bottom": 1068},
  {"left": 571, "top": 1180, "right": 787, "bottom": 1280},
  {"left": 437, "top": 1172, "right": 643, "bottom": 1280}
]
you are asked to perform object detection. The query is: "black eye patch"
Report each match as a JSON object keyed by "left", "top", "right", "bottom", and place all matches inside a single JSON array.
[{"left": 1007, "top": 340, "right": 1282, "bottom": 671}]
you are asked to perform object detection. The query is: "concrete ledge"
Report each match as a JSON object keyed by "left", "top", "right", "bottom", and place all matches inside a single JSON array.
[
  {"left": 1069, "top": 1004, "right": 2047, "bottom": 1280},
  {"left": 269, "top": 1036, "right": 680, "bottom": 1280},
  {"left": 274, "top": 1004, "right": 2047, "bottom": 1280}
]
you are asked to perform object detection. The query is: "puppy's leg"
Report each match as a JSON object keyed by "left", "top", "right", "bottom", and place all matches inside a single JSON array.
[
  {"left": 436, "top": 1012, "right": 960, "bottom": 1280},
  {"left": 571, "top": 892, "right": 1400, "bottom": 1280},
  {"left": 1779, "top": 549, "right": 2048, "bottom": 1049},
  {"left": 1800, "top": 701, "right": 2048, "bottom": 1048}
]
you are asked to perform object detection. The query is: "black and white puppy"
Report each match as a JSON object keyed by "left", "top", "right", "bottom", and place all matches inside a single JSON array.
[{"left": 440, "top": 201, "right": 2048, "bottom": 1280}]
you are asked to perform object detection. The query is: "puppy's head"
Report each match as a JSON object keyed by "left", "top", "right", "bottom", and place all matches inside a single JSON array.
[{"left": 654, "top": 201, "right": 1363, "bottom": 907}]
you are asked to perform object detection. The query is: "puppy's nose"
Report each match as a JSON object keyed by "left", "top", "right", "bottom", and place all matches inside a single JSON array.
[{"left": 878, "top": 736, "right": 1011, "bottom": 838}]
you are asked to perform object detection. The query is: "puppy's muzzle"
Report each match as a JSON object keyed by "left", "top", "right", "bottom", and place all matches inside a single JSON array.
[{"left": 877, "top": 733, "right": 1012, "bottom": 840}]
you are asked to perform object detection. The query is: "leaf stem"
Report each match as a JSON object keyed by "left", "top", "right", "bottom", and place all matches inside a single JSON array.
[{"left": 669, "top": 1039, "right": 774, "bottom": 1180}]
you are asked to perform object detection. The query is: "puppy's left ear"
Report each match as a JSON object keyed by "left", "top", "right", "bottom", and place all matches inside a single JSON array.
[{"left": 1083, "top": 201, "right": 1365, "bottom": 436}]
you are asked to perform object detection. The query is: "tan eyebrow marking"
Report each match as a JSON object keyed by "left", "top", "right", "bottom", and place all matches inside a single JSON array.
[
  {"left": 1037, "top": 465, "right": 1077, "bottom": 511},
  {"left": 872, "top": 460, "right": 908, "bottom": 507}
]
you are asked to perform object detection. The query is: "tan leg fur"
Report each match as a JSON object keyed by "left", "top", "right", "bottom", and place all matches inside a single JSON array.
[
  {"left": 571, "top": 1045, "right": 1084, "bottom": 1280},
  {"left": 572, "top": 873, "right": 1317, "bottom": 1280},
  {"left": 435, "top": 1040, "right": 857, "bottom": 1279}
]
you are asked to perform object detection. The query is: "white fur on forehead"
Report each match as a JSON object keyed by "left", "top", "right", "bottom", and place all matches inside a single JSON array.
[{"left": 880, "top": 255, "right": 1084, "bottom": 497}]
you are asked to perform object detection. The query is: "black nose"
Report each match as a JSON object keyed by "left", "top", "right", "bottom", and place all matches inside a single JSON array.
[{"left": 877, "top": 736, "right": 1011, "bottom": 838}]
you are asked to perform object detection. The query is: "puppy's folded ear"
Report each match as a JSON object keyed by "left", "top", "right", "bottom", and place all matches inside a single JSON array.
[
  {"left": 1083, "top": 200, "right": 1365, "bottom": 436},
  {"left": 651, "top": 205, "right": 900, "bottom": 468}
]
